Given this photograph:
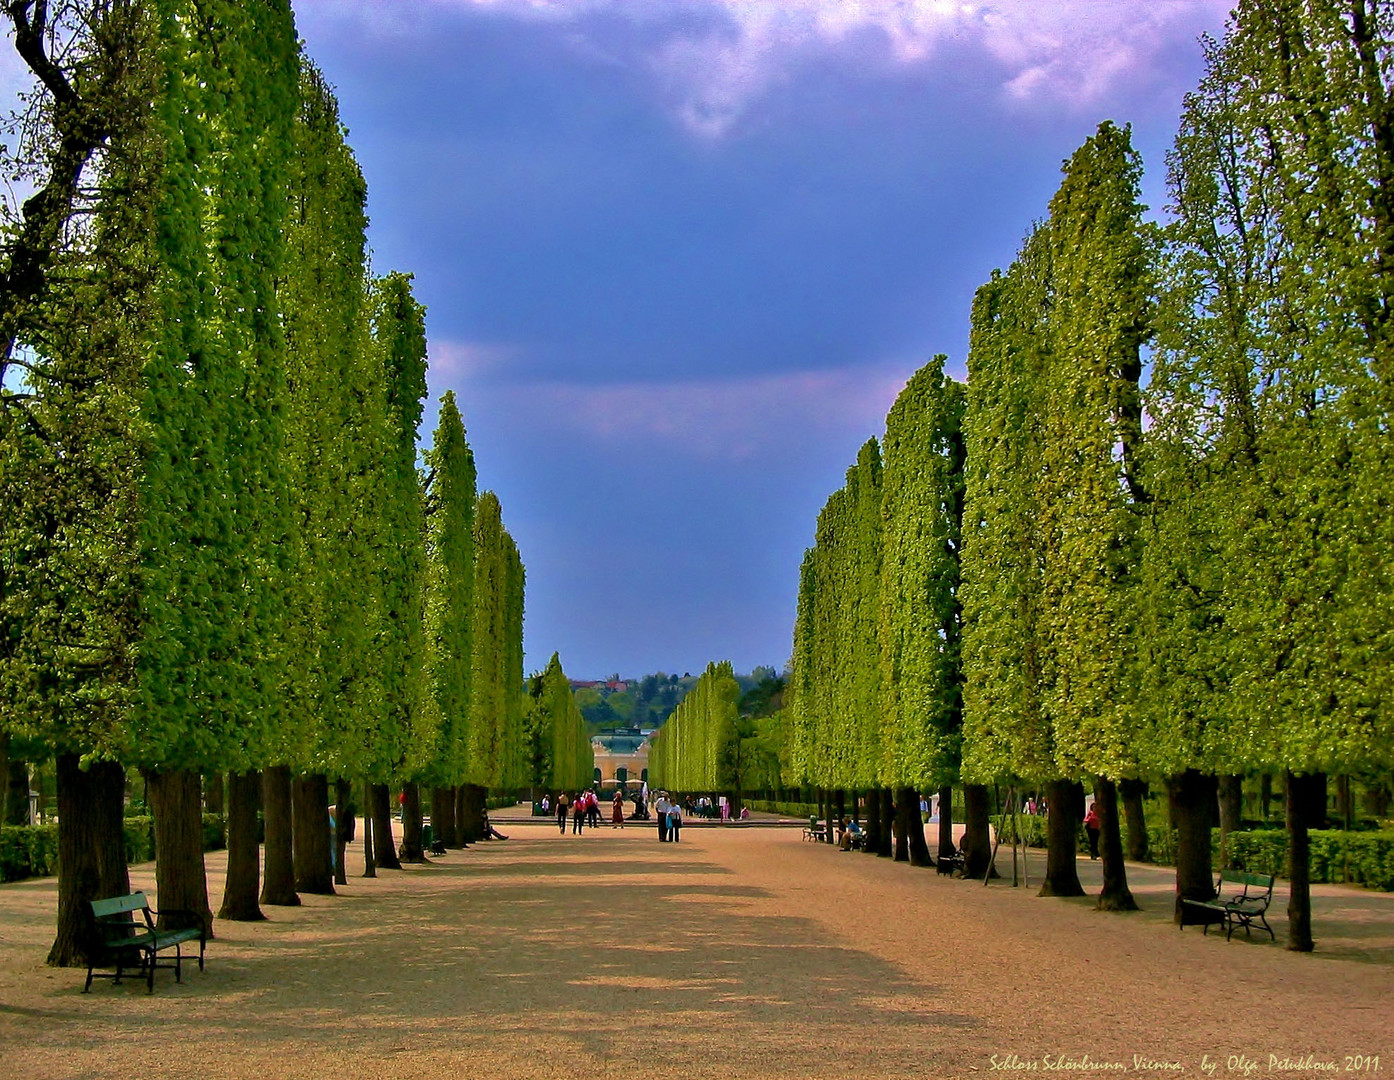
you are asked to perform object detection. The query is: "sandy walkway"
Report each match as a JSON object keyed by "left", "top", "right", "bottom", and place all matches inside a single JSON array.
[{"left": 1, "top": 819, "right": 1390, "bottom": 1079}]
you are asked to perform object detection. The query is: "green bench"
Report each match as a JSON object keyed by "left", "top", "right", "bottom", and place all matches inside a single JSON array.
[
  {"left": 1180, "top": 871, "right": 1275, "bottom": 941},
  {"left": 85, "top": 891, "right": 206, "bottom": 993}
]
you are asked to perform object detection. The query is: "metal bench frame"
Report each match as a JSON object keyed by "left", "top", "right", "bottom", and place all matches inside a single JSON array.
[
  {"left": 1180, "top": 871, "right": 1276, "bottom": 941},
  {"left": 85, "top": 891, "right": 206, "bottom": 993}
]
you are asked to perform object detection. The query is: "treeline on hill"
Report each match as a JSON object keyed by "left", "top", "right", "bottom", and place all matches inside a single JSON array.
[
  {"left": 576, "top": 665, "right": 781, "bottom": 734},
  {"left": 665, "top": 3, "right": 1394, "bottom": 953},
  {"left": 0, "top": 2, "right": 547, "bottom": 965}
]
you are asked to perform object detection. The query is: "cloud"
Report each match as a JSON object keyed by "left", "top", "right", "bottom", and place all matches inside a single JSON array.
[
  {"left": 353, "top": 0, "right": 1231, "bottom": 136},
  {"left": 471, "top": 364, "right": 912, "bottom": 461},
  {"left": 429, "top": 339, "right": 524, "bottom": 381}
]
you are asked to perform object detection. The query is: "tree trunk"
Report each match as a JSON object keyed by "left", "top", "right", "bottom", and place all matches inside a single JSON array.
[
  {"left": 203, "top": 772, "right": 225, "bottom": 816},
  {"left": 1217, "top": 773, "right": 1243, "bottom": 869},
  {"left": 1168, "top": 769, "right": 1215, "bottom": 923},
  {"left": 892, "top": 789, "right": 910, "bottom": 862},
  {"left": 219, "top": 769, "right": 264, "bottom": 921},
  {"left": 1334, "top": 774, "right": 1353, "bottom": 830},
  {"left": 333, "top": 779, "right": 353, "bottom": 887},
  {"left": 370, "top": 783, "right": 402, "bottom": 869},
  {"left": 1119, "top": 778, "right": 1150, "bottom": 862},
  {"left": 877, "top": 788, "right": 894, "bottom": 857},
  {"left": 293, "top": 773, "right": 334, "bottom": 894},
  {"left": 1094, "top": 777, "right": 1137, "bottom": 911},
  {"left": 1286, "top": 769, "right": 1316, "bottom": 952},
  {"left": 400, "top": 781, "right": 425, "bottom": 862},
  {"left": 851, "top": 789, "right": 860, "bottom": 827},
  {"left": 1363, "top": 776, "right": 1391, "bottom": 819},
  {"left": 833, "top": 789, "right": 845, "bottom": 838},
  {"left": 460, "top": 784, "right": 486, "bottom": 843},
  {"left": 1039, "top": 778, "right": 1085, "bottom": 897},
  {"left": 260, "top": 765, "right": 299, "bottom": 906},
  {"left": 363, "top": 779, "right": 376, "bottom": 878},
  {"left": 864, "top": 786, "right": 882, "bottom": 855},
  {"left": 904, "top": 787, "right": 931, "bottom": 867},
  {"left": 454, "top": 785, "right": 469, "bottom": 847},
  {"left": 431, "top": 787, "right": 455, "bottom": 850},
  {"left": 146, "top": 768, "right": 213, "bottom": 937},
  {"left": 47, "top": 755, "right": 129, "bottom": 966},
  {"left": 962, "top": 783, "right": 993, "bottom": 878},
  {"left": 1260, "top": 772, "right": 1273, "bottom": 822},
  {"left": 1307, "top": 773, "right": 1328, "bottom": 829},
  {"left": 936, "top": 784, "right": 955, "bottom": 860},
  {"left": 3, "top": 736, "right": 30, "bottom": 825}
]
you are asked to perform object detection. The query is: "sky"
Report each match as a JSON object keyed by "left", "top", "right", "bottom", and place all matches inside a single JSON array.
[
  {"left": 284, "top": 0, "right": 1236, "bottom": 680},
  {"left": 7, "top": 1, "right": 1237, "bottom": 681}
]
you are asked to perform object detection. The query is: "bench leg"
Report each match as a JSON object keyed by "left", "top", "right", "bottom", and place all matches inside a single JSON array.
[
  {"left": 146, "top": 948, "right": 155, "bottom": 994},
  {"left": 84, "top": 966, "right": 94, "bottom": 993},
  {"left": 175, "top": 943, "right": 183, "bottom": 983}
]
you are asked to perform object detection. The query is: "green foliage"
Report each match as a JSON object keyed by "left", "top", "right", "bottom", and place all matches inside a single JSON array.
[
  {"left": 468, "top": 492, "right": 527, "bottom": 788},
  {"left": 962, "top": 124, "right": 1152, "bottom": 786},
  {"left": 528, "top": 654, "right": 591, "bottom": 791},
  {"left": 960, "top": 229, "right": 1056, "bottom": 784},
  {"left": 786, "top": 440, "right": 884, "bottom": 790},
  {"left": 423, "top": 391, "right": 477, "bottom": 788},
  {"left": 878, "top": 356, "right": 966, "bottom": 789},
  {"left": 1141, "top": 5, "right": 1394, "bottom": 778},
  {"left": 649, "top": 661, "right": 742, "bottom": 792},
  {"left": 1037, "top": 123, "right": 1151, "bottom": 782},
  {"left": 127, "top": 0, "right": 300, "bottom": 773},
  {"left": 370, "top": 272, "right": 430, "bottom": 782},
  {"left": 1221, "top": 830, "right": 1394, "bottom": 891},
  {"left": 276, "top": 56, "right": 379, "bottom": 778}
]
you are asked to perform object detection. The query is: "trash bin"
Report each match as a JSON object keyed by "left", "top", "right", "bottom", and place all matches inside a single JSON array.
[{"left": 422, "top": 823, "right": 435, "bottom": 851}]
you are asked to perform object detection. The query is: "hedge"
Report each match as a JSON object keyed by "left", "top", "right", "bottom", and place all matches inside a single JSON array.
[
  {"left": 745, "top": 799, "right": 819, "bottom": 818},
  {"left": 986, "top": 816, "right": 1394, "bottom": 891},
  {"left": 0, "top": 814, "right": 226, "bottom": 884}
]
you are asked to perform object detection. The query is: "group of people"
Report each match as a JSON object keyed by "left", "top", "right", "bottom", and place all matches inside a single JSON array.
[
  {"left": 652, "top": 792, "right": 683, "bottom": 842},
  {"left": 546, "top": 789, "right": 628, "bottom": 834}
]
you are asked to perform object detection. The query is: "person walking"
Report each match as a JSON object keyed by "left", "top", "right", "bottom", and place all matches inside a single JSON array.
[
  {"left": 572, "top": 795, "right": 585, "bottom": 835},
  {"left": 556, "top": 792, "right": 570, "bottom": 834},
  {"left": 587, "top": 789, "right": 601, "bottom": 829},
  {"left": 668, "top": 801, "right": 682, "bottom": 843},
  {"left": 655, "top": 792, "right": 670, "bottom": 842},
  {"left": 1084, "top": 801, "right": 1101, "bottom": 860},
  {"left": 612, "top": 791, "right": 625, "bottom": 829}
]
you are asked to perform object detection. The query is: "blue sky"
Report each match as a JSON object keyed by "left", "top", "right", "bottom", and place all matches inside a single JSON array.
[{"left": 287, "top": 0, "right": 1233, "bottom": 680}]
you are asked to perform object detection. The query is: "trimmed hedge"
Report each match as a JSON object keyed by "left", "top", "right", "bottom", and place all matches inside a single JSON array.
[
  {"left": 0, "top": 814, "right": 226, "bottom": 884},
  {"left": 986, "top": 816, "right": 1394, "bottom": 891},
  {"left": 745, "top": 799, "right": 819, "bottom": 818},
  {"left": 1225, "top": 830, "right": 1394, "bottom": 891}
]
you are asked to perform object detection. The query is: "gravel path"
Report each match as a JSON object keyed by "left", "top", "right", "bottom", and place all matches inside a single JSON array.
[{"left": 1, "top": 818, "right": 1390, "bottom": 1078}]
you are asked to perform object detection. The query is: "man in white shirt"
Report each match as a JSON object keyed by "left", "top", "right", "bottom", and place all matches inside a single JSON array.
[{"left": 655, "top": 794, "right": 671, "bottom": 842}]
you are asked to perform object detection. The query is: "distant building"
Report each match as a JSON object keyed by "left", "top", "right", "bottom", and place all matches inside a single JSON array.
[{"left": 590, "top": 729, "right": 651, "bottom": 789}]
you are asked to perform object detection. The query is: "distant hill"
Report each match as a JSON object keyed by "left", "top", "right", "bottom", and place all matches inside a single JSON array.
[{"left": 572, "top": 666, "right": 781, "bottom": 733}]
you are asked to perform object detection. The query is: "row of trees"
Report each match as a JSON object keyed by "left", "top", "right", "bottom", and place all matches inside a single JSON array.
[
  {"left": 0, "top": 1, "right": 528, "bottom": 964},
  {"left": 526, "top": 654, "right": 595, "bottom": 794},
  {"left": 648, "top": 663, "right": 784, "bottom": 811},
  {"left": 782, "top": 0, "right": 1394, "bottom": 951}
]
